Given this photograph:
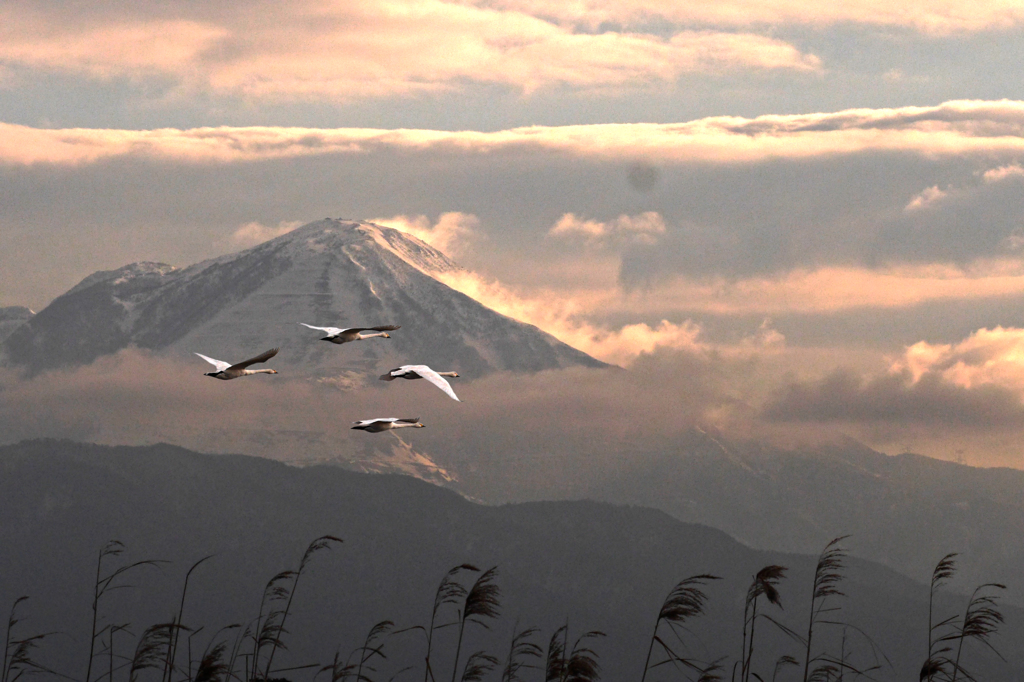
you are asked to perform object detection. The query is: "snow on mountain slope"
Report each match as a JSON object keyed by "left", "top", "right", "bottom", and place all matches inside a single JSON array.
[{"left": 2, "top": 220, "right": 605, "bottom": 376}]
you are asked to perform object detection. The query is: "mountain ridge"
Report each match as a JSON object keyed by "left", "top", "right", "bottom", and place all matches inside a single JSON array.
[{"left": 1, "top": 439, "right": 1019, "bottom": 681}]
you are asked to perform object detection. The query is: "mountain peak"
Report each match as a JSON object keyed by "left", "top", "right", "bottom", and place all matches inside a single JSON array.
[
  {"left": 3, "top": 219, "right": 604, "bottom": 376},
  {"left": 263, "top": 219, "right": 460, "bottom": 276}
]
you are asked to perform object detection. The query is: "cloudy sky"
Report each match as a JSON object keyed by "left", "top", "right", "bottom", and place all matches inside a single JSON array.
[{"left": 5, "top": 0, "right": 1024, "bottom": 465}]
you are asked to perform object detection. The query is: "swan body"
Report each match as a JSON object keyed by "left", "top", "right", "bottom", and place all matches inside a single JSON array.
[
  {"left": 195, "top": 348, "right": 279, "bottom": 380},
  {"left": 352, "top": 417, "right": 425, "bottom": 433},
  {"left": 379, "top": 365, "right": 460, "bottom": 401},
  {"left": 300, "top": 323, "right": 400, "bottom": 344}
]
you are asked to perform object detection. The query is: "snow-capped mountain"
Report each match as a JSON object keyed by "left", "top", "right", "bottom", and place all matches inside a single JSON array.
[{"left": 2, "top": 220, "right": 604, "bottom": 376}]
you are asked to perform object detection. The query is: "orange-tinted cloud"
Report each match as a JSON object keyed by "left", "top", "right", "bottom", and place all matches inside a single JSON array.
[
  {"left": 549, "top": 211, "right": 666, "bottom": 245},
  {"left": 630, "top": 259, "right": 1024, "bottom": 316},
  {"left": 370, "top": 213, "right": 481, "bottom": 257},
  {"left": 4, "top": 100, "right": 1024, "bottom": 167},
  {"left": 428, "top": 269, "right": 705, "bottom": 365},
  {"left": 0, "top": 2, "right": 819, "bottom": 100},
  {"left": 473, "top": 0, "right": 1024, "bottom": 34},
  {"left": 891, "top": 327, "right": 1024, "bottom": 397}
]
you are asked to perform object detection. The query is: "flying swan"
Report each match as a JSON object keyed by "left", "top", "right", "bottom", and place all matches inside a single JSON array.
[
  {"left": 379, "top": 365, "right": 460, "bottom": 401},
  {"left": 300, "top": 323, "right": 400, "bottom": 344},
  {"left": 352, "top": 417, "right": 425, "bottom": 432},
  {"left": 195, "top": 348, "right": 280, "bottom": 380}
]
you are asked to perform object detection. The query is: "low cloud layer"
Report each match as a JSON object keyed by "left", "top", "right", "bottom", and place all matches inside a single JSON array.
[
  {"left": 0, "top": 346, "right": 751, "bottom": 494},
  {"left": 5, "top": 101, "right": 1024, "bottom": 167},
  {"left": 6, "top": 100, "right": 1024, "bottom": 312},
  {"left": 757, "top": 326, "right": 1024, "bottom": 464},
  {"left": 477, "top": 0, "right": 1024, "bottom": 34}
]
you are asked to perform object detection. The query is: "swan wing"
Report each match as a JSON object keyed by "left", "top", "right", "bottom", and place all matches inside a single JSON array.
[
  {"left": 397, "top": 417, "right": 421, "bottom": 423},
  {"left": 335, "top": 325, "right": 400, "bottom": 333},
  {"left": 353, "top": 417, "right": 400, "bottom": 426},
  {"left": 195, "top": 353, "right": 231, "bottom": 372},
  {"left": 300, "top": 323, "right": 344, "bottom": 336},
  {"left": 379, "top": 365, "right": 411, "bottom": 380},
  {"left": 228, "top": 348, "right": 279, "bottom": 370},
  {"left": 411, "top": 365, "right": 460, "bottom": 402}
]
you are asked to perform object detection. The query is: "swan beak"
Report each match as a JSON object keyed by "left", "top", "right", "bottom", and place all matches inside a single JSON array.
[
  {"left": 270, "top": 370, "right": 279, "bottom": 374},
  {"left": 417, "top": 423, "right": 426, "bottom": 428},
  {"left": 383, "top": 333, "right": 391, "bottom": 338},
  {"left": 453, "top": 372, "right": 460, "bottom": 377}
]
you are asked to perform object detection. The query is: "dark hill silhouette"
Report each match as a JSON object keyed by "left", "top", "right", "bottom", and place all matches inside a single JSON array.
[{"left": 0, "top": 440, "right": 1020, "bottom": 681}]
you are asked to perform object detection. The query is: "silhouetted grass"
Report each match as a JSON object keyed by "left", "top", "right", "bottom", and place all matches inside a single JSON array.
[
  {"left": 449, "top": 568, "right": 500, "bottom": 682},
  {"left": 740, "top": 565, "right": 787, "bottom": 682},
  {"left": 499, "top": 625, "right": 541, "bottom": 682},
  {"left": 6, "top": 531, "right": 1018, "bottom": 682},
  {"left": 640, "top": 574, "right": 720, "bottom": 682},
  {"left": 420, "top": 565, "right": 479, "bottom": 682},
  {"left": 86, "top": 542, "right": 166, "bottom": 682}
]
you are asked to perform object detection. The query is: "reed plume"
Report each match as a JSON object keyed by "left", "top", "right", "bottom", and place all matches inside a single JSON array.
[
  {"left": 755, "top": 538, "right": 886, "bottom": 682},
  {"left": 2, "top": 597, "right": 30, "bottom": 682},
  {"left": 545, "top": 625, "right": 604, "bottom": 682},
  {"left": 321, "top": 620, "right": 393, "bottom": 682},
  {"left": 949, "top": 583, "right": 1006, "bottom": 682},
  {"left": 639, "top": 574, "right": 720, "bottom": 682},
  {"left": 740, "top": 565, "right": 787, "bottom": 682},
  {"left": 163, "top": 555, "right": 214, "bottom": 682},
  {"left": 2, "top": 598, "right": 61, "bottom": 682},
  {"left": 921, "top": 553, "right": 958, "bottom": 682},
  {"left": 194, "top": 642, "right": 230, "bottom": 682},
  {"left": 500, "top": 625, "right": 541, "bottom": 682},
  {"left": 459, "top": 652, "right": 498, "bottom": 682},
  {"left": 250, "top": 570, "right": 297, "bottom": 680},
  {"left": 422, "top": 565, "right": 479, "bottom": 682},
  {"left": 771, "top": 655, "right": 798, "bottom": 682},
  {"left": 801, "top": 537, "right": 848, "bottom": 682},
  {"left": 129, "top": 624, "right": 184, "bottom": 682},
  {"left": 448, "top": 567, "right": 500, "bottom": 682},
  {"left": 263, "top": 536, "right": 343, "bottom": 678},
  {"left": 86, "top": 541, "right": 166, "bottom": 682}
]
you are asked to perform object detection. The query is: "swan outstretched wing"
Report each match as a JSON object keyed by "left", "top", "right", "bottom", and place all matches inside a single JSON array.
[
  {"left": 352, "top": 417, "right": 419, "bottom": 426},
  {"left": 228, "top": 348, "right": 279, "bottom": 370},
  {"left": 379, "top": 366, "right": 409, "bottom": 381},
  {"left": 300, "top": 323, "right": 344, "bottom": 336},
  {"left": 410, "top": 365, "right": 461, "bottom": 402},
  {"left": 195, "top": 353, "right": 231, "bottom": 372},
  {"left": 301, "top": 323, "right": 398, "bottom": 336}
]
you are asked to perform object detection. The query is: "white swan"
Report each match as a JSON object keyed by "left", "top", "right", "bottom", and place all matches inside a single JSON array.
[
  {"left": 351, "top": 417, "right": 425, "bottom": 433},
  {"left": 195, "top": 348, "right": 279, "bottom": 380},
  {"left": 379, "top": 365, "right": 460, "bottom": 401},
  {"left": 299, "top": 323, "right": 400, "bottom": 344}
]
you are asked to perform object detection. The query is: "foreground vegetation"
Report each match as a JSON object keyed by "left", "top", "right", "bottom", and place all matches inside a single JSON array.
[{"left": 1, "top": 536, "right": 1008, "bottom": 682}]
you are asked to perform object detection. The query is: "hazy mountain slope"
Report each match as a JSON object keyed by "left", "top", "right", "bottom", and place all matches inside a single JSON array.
[
  {"left": 0, "top": 305, "right": 33, "bottom": 343},
  {"left": 1, "top": 220, "right": 603, "bottom": 376},
  {"left": 553, "top": 428, "right": 1024, "bottom": 603},
  {"left": 0, "top": 440, "right": 1019, "bottom": 681}
]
